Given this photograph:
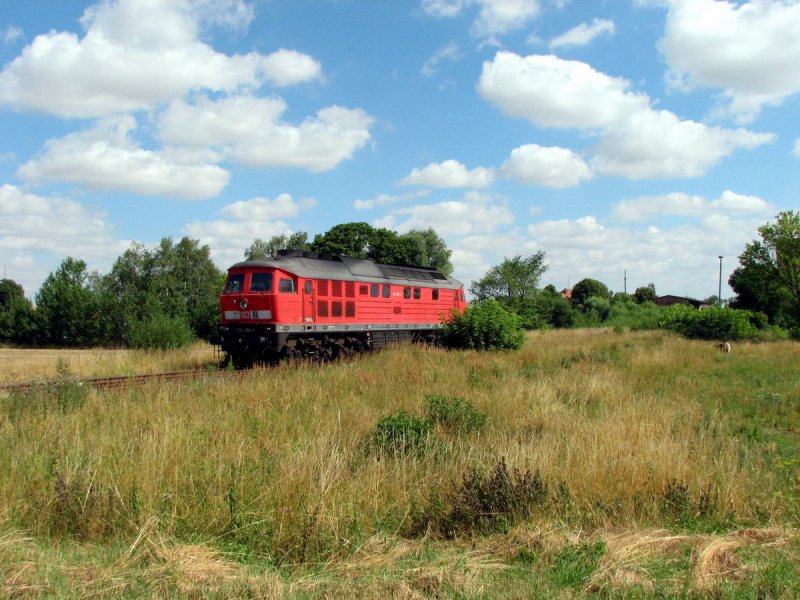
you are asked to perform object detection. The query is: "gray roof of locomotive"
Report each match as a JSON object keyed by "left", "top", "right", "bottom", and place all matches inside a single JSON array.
[{"left": 228, "top": 252, "right": 463, "bottom": 290}]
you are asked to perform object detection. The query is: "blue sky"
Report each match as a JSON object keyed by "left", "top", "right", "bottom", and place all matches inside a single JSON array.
[{"left": 1, "top": 0, "right": 798, "bottom": 300}]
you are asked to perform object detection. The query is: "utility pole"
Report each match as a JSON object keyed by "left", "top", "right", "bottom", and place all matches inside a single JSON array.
[
  {"left": 624, "top": 270, "right": 627, "bottom": 294},
  {"left": 718, "top": 256, "right": 723, "bottom": 307}
]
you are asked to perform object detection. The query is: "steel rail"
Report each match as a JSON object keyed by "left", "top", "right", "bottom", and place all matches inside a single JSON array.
[{"left": 0, "top": 368, "right": 238, "bottom": 394}]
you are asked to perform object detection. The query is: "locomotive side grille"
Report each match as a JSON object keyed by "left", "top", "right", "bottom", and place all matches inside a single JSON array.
[
  {"left": 332, "top": 301, "right": 343, "bottom": 317},
  {"left": 345, "top": 301, "right": 356, "bottom": 317},
  {"left": 345, "top": 281, "right": 356, "bottom": 298},
  {"left": 318, "top": 300, "right": 329, "bottom": 317},
  {"left": 393, "top": 306, "right": 402, "bottom": 314},
  {"left": 332, "top": 280, "right": 342, "bottom": 297},
  {"left": 318, "top": 280, "right": 328, "bottom": 296}
]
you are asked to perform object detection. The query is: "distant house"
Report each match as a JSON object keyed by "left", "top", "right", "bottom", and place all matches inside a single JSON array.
[
  {"left": 560, "top": 288, "right": 573, "bottom": 300},
  {"left": 653, "top": 295, "right": 711, "bottom": 309}
]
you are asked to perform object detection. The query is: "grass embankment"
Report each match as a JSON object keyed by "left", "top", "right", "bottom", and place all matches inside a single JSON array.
[{"left": 1, "top": 329, "right": 798, "bottom": 597}]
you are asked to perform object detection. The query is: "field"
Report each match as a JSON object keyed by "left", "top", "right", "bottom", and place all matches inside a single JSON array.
[{"left": 1, "top": 329, "right": 798, "bottom": 598}]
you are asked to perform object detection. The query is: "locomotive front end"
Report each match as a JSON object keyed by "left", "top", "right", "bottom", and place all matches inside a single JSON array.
[{"left": 214, "top": 265, "right": 285, "bottom": 367}]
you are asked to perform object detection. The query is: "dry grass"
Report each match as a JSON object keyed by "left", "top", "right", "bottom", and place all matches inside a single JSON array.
[
  {"left": 1, "top": 328, "right": 798, "bottom": 596},
  {"left": 0, "top": 342, "right": 217, "bottom": 383}
]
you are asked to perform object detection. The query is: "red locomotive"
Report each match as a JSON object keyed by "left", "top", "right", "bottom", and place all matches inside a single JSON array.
[{"left": 213, "top": 250, "right": 467, "bottom": 366}]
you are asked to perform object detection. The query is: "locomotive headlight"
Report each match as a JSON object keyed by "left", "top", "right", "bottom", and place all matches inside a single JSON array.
[{"left": 239, "top": 298, "right": 248, "bottom": 309}]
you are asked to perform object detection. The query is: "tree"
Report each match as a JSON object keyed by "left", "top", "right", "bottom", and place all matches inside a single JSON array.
[
  {"left": 100, "top": 237, "right": 223, "bottom": 344},
  {"left": 633, "top": 283, "right": 657, "bottom": 304},
  {"left": 245, "top": 232, "right": 309, "bottom": 260},
  {"left": 730, "top": 210, "right": 800, "bottom": 327},
  {"left": 400, "top": 228, "right": 453, "bottom": 275},
  {"left": 311, "top": 222, "right": 454, "bottom": 271},
  {"left": 0, "top": 278, "right": 36, "bottom": 343},
  {"left": 36, "top": 258, "right": 102, "bottom": 346},
  {"left": 311, "top": 222, "right": 376, "bottom": 258},
  {"left": 571, "top": 278, "right": 611, "bottom": 308},
  {"left": 469, "top": 252, "right": 547, "bottom": 302}
]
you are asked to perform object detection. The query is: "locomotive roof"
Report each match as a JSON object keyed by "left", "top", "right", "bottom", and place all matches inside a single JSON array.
[{"left": 227, "top": 252, "right": 463, "bottom": 289}]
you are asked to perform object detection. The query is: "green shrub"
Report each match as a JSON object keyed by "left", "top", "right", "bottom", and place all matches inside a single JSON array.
[
  {"left": 425, "top": 394, "right": 487, "bottom": 433},
  {"left": 657, "top": 305, "right": 765, "bottom": 340},
  {"left": 125, "top": 314, "right": 195, "bottom": 349},
  {"left": 439, "top": 300, "right": 526, "bottom": 351},
  {"left": 371, "top": 411, "right": 432, "bottom": 456}
]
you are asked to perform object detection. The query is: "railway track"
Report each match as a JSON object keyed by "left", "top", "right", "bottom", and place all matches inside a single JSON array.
[{"left": 0, "top": 368, "right": 240, "bottom": 394}]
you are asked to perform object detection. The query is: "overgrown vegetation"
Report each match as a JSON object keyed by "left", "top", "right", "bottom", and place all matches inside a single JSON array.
[
  {"left": 1, "top": 330, "right": 798, "bottom": 596},
  {"left": 439, "top": 299, "right": 526, "bottom": 350}
]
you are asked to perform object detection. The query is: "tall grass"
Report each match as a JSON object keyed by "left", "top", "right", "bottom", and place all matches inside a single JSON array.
[{"left": 2, "top": 329, "right": 796, "bottom": 573}]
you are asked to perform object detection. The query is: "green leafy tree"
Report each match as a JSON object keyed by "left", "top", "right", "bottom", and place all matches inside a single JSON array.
[
  {"left": 469, "top": 252, "right": 548, "bottom": 302},
  {"left": 311, "top": 222, "right": 454, "bottom": 271},
  {"left": 0, "top": 278, "right": 36, "bottom": 343},
  {"left": 36, "top": 258, "right": 102, "bottom": 346},
  {"left": 310, "top": 222, "right": 377, "bottom": 258},
  {"left": 400, "top": 228, "right": 453, "bottom": 275},
  {"left": 730, "top": 210, "right": 800, "bottom": 327},
  {"left": 534, "top": 286, "right": 574, "bottom": 328},
  {"left": 100, "top": 237, "right": 222, "bottom": 345},
  {"left": 245, "top": 232, "right": 309, "bottom": 260},
  {"left": 571, "top": 278, "right": 611, "bottom": 308},
  {"left": 633, "top": 283, "right": 657, "bottom": 304}
]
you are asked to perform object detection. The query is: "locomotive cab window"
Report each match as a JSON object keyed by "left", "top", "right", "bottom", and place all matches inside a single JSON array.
[
  {"left": 304, "top": 281, "right": 313, "bottom": 294},
  {"left": 403, "top": 287, "right": 411, "bottom": 299},
  {"left": 413, "top": 287, "right": 421, "bottom": 300},
  {"left": 432, "top": 289, "right": 439, "bottom": 301},
  {"left": 250, "top": 272, "right": 273, "bottom": 292},
  {"left": 279, "top": 278, "right": 295, "bottom": 293},
  {"left": 370, "top": 284, "right": 379, "bottom": 297},
  {"left": 225, "top": 274, "right": 244, "bottom": 293},
  {"left": 382, "top": 285, "right": 391, "bottom": 298}
]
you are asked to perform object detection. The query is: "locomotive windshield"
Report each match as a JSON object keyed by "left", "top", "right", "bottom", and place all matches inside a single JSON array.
[
  {"left": 224, "top": 274, "right": 244, "bottom": 293},
  {"left": 250, "top": 272, "right": 273, "bottom": 292}
]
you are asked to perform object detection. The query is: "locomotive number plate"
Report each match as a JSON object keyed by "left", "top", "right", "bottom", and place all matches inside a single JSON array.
[{"left": 239, "top": 311, "right": 251, "bottom": 319}]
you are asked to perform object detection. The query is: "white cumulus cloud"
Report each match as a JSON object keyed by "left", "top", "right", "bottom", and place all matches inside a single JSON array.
[
  {"left": 184, "top": 193, "right": 311, "bottom": 267},
  {"left": 17, "top": 116, "right": 230, "bottom": 200},
  {"left": 612, "top": 191, "right": 773, "bottom": 222},
  {"left": 262, "top": 49, "right": 322, "bottom": 87},
  {"left": 0, "top": 0, "right": 321, "bottom": 118},
  {"left": 478, "top": 52, "right": 650, "bottom": 129},
  {"left": 159, "top": 95, "right": 374, "bottom": 172},
  {"left": 589, "top": 109, "right": 775, "bottom": 179},
  {"left": 660, "top": 0, "right": 800, "bottom": 122},
  {"left": 500, "top": 144, "right": 592, "bottom": 188},
  {"left": 0, "top": 184, "right": 128, "bottom": 294},
  {"left": 479, "top": 51, "right": 775, "bottom": 179},
  {"left": 377, "top": 191, "right": 514, "bottom": 237},
  {"left": 401, "top": 160, "right": 496, "bottom": 188}
]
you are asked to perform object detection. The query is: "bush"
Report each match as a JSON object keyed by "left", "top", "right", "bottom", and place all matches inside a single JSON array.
[
  {"left": 371, "top": 411, "right": 432, "bottom": 456},
  {"left": 439, "top": 300, "right": 526, "bottom": 351},
  {"left": 125, "top": 314, "right": 195, "bottom": 349},
  {"left": 657, "top": 305, "right": 765, "bottom": 340},
  {"left": 425, "top": 394, "right": 487, "bottom": 433}
]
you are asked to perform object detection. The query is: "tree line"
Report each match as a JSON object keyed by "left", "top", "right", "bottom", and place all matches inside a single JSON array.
[{"left": 1, "top": 212, "right": 798, "bottom": 348}]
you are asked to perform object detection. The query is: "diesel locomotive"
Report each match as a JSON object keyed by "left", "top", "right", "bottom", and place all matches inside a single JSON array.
[{"left": 213, "top": 250, "right": 467, "bottom": 366}]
